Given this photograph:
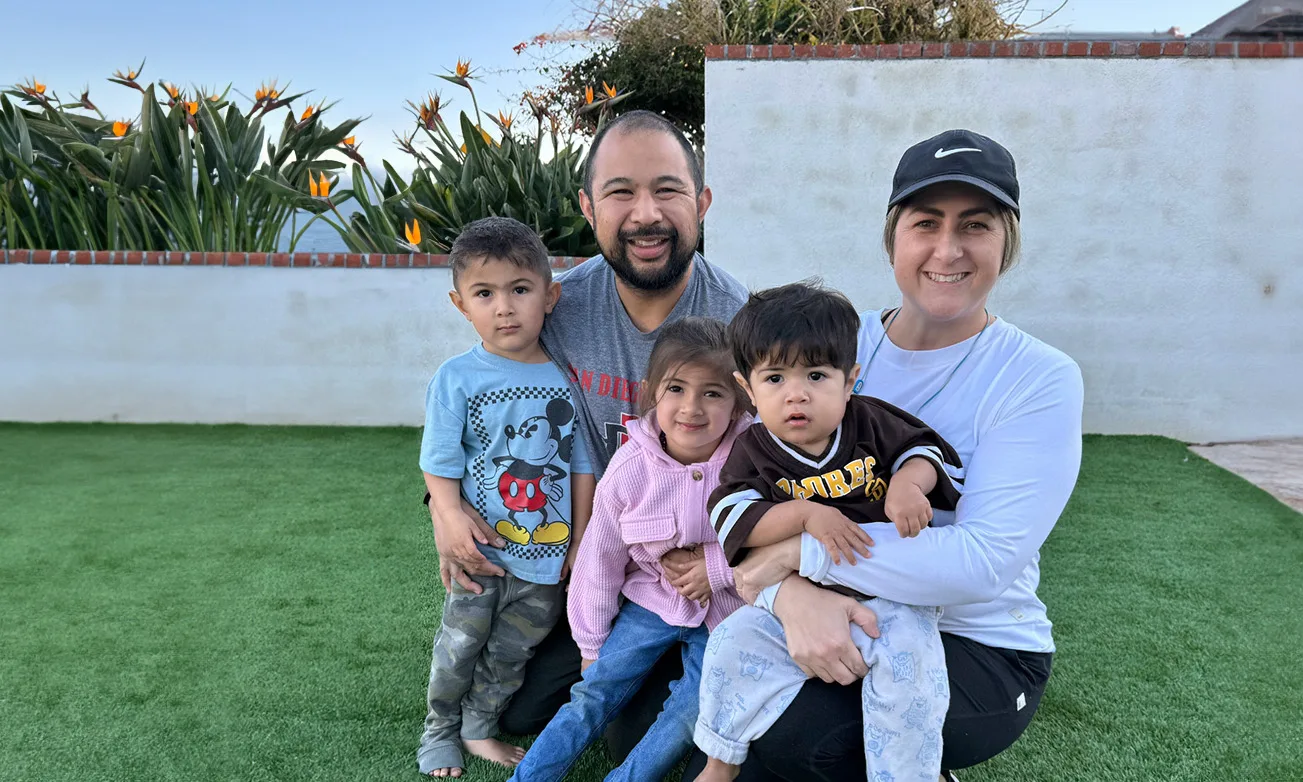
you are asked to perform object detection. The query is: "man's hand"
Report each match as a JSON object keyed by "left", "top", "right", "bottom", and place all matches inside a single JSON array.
[
  {"left": 803, "top": 504, "right": 874, "bottom": 565},
  {"left": 431, "top": 502, "right": 505, "bottom": 594},
  {"left": 661, "top": 546, "right": 710, "bottom": 606},
  {"left": 773, "top": 576, "right": 879, "bottom": 685},
  {"left": 884, "top": 479, "right": 932, "bottom": 538},
  {"left": 733, "top": 537, "right": 802, "bottom": 604}
]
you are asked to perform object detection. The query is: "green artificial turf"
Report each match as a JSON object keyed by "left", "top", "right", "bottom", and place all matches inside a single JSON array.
[{"left": 0, "top": 425, "right": 1299, "bottom": 782}]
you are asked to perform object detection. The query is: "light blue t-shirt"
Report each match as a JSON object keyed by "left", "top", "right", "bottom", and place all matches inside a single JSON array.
[{"left": 420, "top": 345, "right": 592, "bottom": 585}]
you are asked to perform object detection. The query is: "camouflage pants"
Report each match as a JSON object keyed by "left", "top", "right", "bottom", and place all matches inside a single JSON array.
[{"left": 417, "top": 573, "right": 562, "bottom": 774}]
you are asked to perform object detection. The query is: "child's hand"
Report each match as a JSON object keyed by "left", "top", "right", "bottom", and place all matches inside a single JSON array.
[
  {"left": 561, "top": 542, "right": 580, "bottom": 581},
  {"left": 662, "top": 546, "right": 711, "bottom": 607},
  {"left": 884, "top": 479, "right": 933, "bottom": 538},
  {"left": 581, "top": 658, "right": 596, "bottom": 674},
  {"left": 803, "top": 505, "right": 873, "bottom": 565}
]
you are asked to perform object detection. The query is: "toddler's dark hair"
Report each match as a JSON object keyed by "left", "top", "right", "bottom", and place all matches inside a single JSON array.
[
  {"left": 727, "top": 281, "right": 860, "bottom": 379},
  {"left": 449, "top": 216, "right": 551, "bottom": 289},
  {"left": 641, "top": 317, "right": 753, "bottom": 419}
]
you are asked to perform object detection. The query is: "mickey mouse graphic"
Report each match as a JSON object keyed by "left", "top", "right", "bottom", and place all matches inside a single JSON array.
[{"left": 480, "top": 397, "right": 575, "bottom": 547}]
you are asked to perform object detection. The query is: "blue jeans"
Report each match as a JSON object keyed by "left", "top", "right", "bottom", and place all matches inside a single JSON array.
[{"left": 510, "top": 601, "right": 708, "bottom": 782}]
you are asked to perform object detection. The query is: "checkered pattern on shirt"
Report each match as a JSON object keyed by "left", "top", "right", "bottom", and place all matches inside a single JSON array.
[
  {"left": 465, "top": 385, "right": 572, "bottom": 523},
  {"left": 503, "top": 540, "right": 566, "bottom": 562}
]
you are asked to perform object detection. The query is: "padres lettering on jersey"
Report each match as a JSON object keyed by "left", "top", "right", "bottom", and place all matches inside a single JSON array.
[
  {"left": 708, "top": 395, "right": 966, "bottom": 566},
  {"left": 776, "top": 456, "right": 889, "bottom": 502}
]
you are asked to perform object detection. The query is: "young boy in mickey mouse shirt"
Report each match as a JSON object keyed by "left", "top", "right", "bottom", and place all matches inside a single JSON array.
[{"left": 417, "top": 217, "right": 594, "bottom": 778}]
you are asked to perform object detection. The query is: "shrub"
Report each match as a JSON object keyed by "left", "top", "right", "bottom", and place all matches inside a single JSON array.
[
  {"left": 329, "top": 61, "right": 625, "bottom": 257},
  {"left": 1, "top": 65, "right": 361, "bottom": 251}
]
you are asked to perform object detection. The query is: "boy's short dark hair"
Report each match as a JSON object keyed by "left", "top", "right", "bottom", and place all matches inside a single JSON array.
[
  {"left": 727, "top": 280, "right": 860, "bottom": 380},
  {"left": 449, "top": 216, "right": 551, "bottom": 289}
]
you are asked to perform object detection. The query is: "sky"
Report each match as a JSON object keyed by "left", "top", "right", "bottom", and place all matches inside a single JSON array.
[
  {"left": 2, "top": 0, "right": 1240, "bottom": 178},
  {"left": 1030, "top": 0, "right": 1232, "bottom": 36}
]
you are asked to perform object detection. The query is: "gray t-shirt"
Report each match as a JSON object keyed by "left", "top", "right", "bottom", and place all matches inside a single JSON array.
[{"left": 541, "top": 253, "right": 749, "bottom": 479}]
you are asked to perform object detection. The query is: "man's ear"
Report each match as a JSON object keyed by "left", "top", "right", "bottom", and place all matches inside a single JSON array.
[
  {"left": 545, "top": 281, "right": 561, "bottom": 313},
  {"left": 449, "top": 289, "right": 471, "bottom": 321},
  {"left": 579, "top": 187, "right": 595, "bottom": 229},
  {"left": 696, "top": 185, "right": 713, "bottom": 222},
  {"left": 733, "top": 370, "right": 757, "bottom": 407}
]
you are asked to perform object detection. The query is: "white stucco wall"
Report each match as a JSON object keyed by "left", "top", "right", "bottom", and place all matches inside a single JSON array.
[
  {"left": 3, "top": 59, "right": 1299, "bottom": 439},
  {"left": 0, "top": 265, "right": 472, "bottom": 426},
  {"left": 704, "top": 57, "right": 1303, "bottom": 443}
]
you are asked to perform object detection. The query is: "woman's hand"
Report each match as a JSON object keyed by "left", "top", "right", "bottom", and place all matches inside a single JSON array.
[
  {"left": 733, "top": 537, "right": 803, "bottom": 604},
  {"left": 772, "top": 576, "right": 879, "bottom": 685}
]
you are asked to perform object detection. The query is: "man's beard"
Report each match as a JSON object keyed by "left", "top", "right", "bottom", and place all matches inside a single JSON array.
[{"left": 602, "top": 225, "right": 696, "bottom": 292}]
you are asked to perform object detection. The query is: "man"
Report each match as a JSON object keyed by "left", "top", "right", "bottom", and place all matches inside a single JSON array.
[{"left": 427, "top": 110, "right": 749, "bottom": 762}]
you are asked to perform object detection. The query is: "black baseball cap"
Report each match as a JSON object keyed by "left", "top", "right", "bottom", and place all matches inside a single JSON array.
[{"left": 887, "top": 129, "right": 1019, "bottom": 215}]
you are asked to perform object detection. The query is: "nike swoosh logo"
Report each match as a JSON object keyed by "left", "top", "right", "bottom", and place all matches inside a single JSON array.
[{"left": 934, "top": 147, "right": 982, "bottom": 158}]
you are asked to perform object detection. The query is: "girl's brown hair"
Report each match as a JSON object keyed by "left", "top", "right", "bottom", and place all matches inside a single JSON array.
[{"left": 641, "top": 317, "right": 753, "bottom": 419}]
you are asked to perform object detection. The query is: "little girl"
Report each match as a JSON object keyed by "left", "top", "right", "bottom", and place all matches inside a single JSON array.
[{"left": 509, "top": 317, "right": 751, "bottom": 782}]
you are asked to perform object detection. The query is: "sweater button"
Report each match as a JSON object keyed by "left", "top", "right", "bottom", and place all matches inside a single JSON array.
[{"left": 692, "top": 470, "right": 703, "bottom": 481}]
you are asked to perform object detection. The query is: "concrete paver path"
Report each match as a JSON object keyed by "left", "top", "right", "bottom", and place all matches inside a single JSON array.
[{"left": 1189, "top": 439, "right": 1303, "bottom": 513}]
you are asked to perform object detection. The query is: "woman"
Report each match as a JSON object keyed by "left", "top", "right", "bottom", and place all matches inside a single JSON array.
[{"left": 684, "top": 129, "right": 1084, "bottom": 781}]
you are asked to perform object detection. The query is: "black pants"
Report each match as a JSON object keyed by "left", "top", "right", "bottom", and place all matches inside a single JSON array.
[
  {"left": 502, "top": 621, "right": 1050, "bottom": 779},
  {"left": 680, "top": 632, "right": 1053, "bottom": 780},
  {"left": 498, "top": 611, "right": 683, "bottom": 762}
]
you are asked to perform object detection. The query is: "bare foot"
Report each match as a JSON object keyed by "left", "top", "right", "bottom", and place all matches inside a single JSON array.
[
  {"left": 427, "top": 767, "right": 462, "bottom": 778},
  {"left": 695, "top": 756, "right": 740, "bottom": 782},
  {"left": 463, "top": 737, "right": 526, "bottom": 768}
]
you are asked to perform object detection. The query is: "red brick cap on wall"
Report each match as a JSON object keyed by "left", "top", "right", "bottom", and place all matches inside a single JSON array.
[
  {"left": 0, "top": 250, "right": 591, "bottom": 269},
  {"left": 0, "top": 254, "right": 591, "bottom": 272}
]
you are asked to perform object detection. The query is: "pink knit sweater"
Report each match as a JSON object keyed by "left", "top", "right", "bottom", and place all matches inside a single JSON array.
[{"left": 567, "top": 413, "right": 750, "bottom": 660}]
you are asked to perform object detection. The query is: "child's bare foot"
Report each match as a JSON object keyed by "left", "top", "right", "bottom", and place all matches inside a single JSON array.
[
  {"left": 463, "top": 737, "right": 526, "bottom": 768},
  {"left": 417, "top": 741, "right": 464, "bottom": 778},
  {"left": 695, "top": 756, "right": 741, "bottom": 782}
]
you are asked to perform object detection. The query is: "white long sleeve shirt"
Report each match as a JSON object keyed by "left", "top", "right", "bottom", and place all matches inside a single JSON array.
[{"left": 797, "top": 312, "right": 1083, "bottom": 653}]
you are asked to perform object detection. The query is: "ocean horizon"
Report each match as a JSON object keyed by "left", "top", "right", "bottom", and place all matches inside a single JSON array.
[
  {"left": 278, "top": 207, "right": 357, "bottom": 253},
  {"left": 281, "top": 217, "right": 352, "bottom": 253}
]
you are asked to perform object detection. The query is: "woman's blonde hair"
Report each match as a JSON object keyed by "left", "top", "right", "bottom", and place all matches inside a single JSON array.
[{"left": 882, "top": 201, "right": 1022, "bottom": 274}]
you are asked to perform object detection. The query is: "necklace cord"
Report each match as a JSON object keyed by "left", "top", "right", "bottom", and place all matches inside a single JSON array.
[{"left": 857, "top": 307, "right": 991, "bottom": 416}]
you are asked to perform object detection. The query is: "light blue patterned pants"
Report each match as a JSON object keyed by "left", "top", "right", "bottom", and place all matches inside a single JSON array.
[{"left": 694, "top": 600, "right": 949, "bottom": 781}]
